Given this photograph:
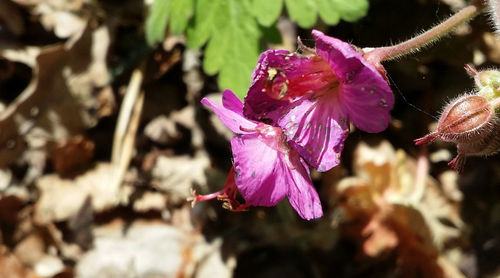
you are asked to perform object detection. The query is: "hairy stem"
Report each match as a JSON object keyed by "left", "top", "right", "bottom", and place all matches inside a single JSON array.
[{"left": 364, "top": 1, "right": 485, "bottom": 63}]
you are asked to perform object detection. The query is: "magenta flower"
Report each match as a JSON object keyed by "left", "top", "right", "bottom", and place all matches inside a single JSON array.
[
  {"left": 194, "top": 90, "right": 323, "bottom": 220},
  {"left": 244, "top": 30, "right": 394, "bottom": 172}
]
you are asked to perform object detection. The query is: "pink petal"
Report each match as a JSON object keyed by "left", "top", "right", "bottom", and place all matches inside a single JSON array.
[
  {"left": 244, "top": 49, "right": 333, "bottom": 124},
  {"left": 231, "top": 134, "right": 287, "bottom": 206},
  {"left": 312, "top": 29, "right": 366, "bottom": 81},
  {"left": 201, "top": 90, "right": 257, "bottom": 134},
  {"left": 312, "top": 30, "right": 394, "bottom": 132},
  {"left": 285, "top": 153, "right": 323, "bottom": 220},
  {"left": 341, "top": 68, "right": 394, "bottom": 132},
  {"left": 221, "top": 89, "right": 243, "bottom": 114},
  {"left": 278, "top": 96, "right": 349, "bottom": 172},
  {"left": 244, "top": 49, "right": 295, "bottom": 124},
  {"left": 231, "top": 133, "right": 322, "bottom": 219}
]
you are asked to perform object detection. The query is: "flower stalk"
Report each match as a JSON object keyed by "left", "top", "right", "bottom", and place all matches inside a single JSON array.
[{"left": 364, "top": 0, "right": 486, "bottom": 64}]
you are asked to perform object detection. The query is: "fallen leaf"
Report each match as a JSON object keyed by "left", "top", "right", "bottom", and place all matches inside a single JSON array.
[
  {"left": 76, "top": 219, "right": 229, "bottom": 278},
  {"left": 0, "top": 245, "right": 40, "bottom": 278},
  {"left": 34, "top": 163, "right": 128, "bottom": 224},
  {"left": 0, "top": 23, "right": 112, "bottom": 167},
  {"left": 151, "top": 153, "right": 210, "bottom": 204},
  {"left": 337, "top": 141, "right": 464, "bottom": 277},
  {"left": 48, "top": 135, "right": 95, "bottom": 177}
]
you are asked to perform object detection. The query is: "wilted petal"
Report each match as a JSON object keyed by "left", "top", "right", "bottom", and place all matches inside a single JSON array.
[
  {"left": 201, "top": 90, "right": 257, "bottom": 134},
  {"left": 278, "top": 96, "right": 349, "bottom": 172},
  {"left": 231, "top": 134, "right": 287, "bottom": 206}
]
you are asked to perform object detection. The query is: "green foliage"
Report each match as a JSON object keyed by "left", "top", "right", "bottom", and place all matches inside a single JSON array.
[
  {"left": 189, "top": 0, "right": 261, "bottom": 96},
  {"left": 145, "top": 0, "right": 193, "bottom": 45},
  {"left": 252, "top": 0, "right": 283, "bottom": 27},
  {"left": 146, "top": 0, "right": 369, "bottom": 99}
]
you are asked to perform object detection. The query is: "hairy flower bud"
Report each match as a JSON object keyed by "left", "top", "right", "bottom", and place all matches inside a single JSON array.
[
  {"left": 414, "top": 93, "right": 500, "bottom": 171},
  {"left": 465, "top": 64, "right": 500, "bottom": 100}
]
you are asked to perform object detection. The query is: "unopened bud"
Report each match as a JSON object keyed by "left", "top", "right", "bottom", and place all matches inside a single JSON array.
[
  {"left": 465, "top": 64, "right": 500, "bottom": 100},
  {"left": 415, "top": 93, "right": 500, "bottom": 171}
]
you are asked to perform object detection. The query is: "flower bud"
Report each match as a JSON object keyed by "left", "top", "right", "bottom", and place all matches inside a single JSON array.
[
  {"left": 465, "top": 64, "right": 500, "bottom": 100},
  {"left": 414, "top": 93, "right": 500, "bottom": 171}
]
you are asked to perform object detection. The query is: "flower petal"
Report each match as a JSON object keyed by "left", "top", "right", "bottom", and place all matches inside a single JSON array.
[
  {"left": 278, "top": 96, "right": 349, "bottom": 172},
  {"left": 312, "top": 29, "right": 366, "bottom": 81},
  {"left": 312, "top": 30, "right": 394, "bottom": 133},
  {"left": 231, "top": 133, "right": 322, "bottom": 219},
  {"left": 201, "top": 90, "right": 257, "bottom": 134},
  {"left": 285, "top": 153, "right": 323, "bottom": 220},
  {"left": 244, "top": 49, "right": 333, "bottom": 124},
  {"left": 231, "top": 134, "right": 287, "bottom": 206},
  {"left": 341, "top": 68, "right": 394, "bottom": 132},
  {"left": 221, "top": 89, "right": 243, "bottom": 114},
  {"left": 244, "top": 49, "right": 294, "bottom": 124}
]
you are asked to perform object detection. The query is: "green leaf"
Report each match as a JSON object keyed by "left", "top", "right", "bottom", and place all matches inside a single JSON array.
[
  {"left": 145, "top": 0, "right": 171, "bottom": 45},
  {"left": 252, "top": 0, "right": 283, "bottom": 26},
  {"left": 314, "top": 0, "right": 340, "bottom": 25},
  {"left": 185, "top": 0, "right": 222, "bottom": 48},
  {"left": 284, "top": 0, "right": 317, "bottom": 28},
  {"left": 189, "top": 0, "right": 261, "bottom": 98},
  {"left": 331, "top": 0, "right": 368, "bottom": 22},
  {"left": 282, "top": 0, "right": 368, "bottom": 27},
  {"left": 170, "top": 0, "right": 194, "bottom": 34},
  {"left": 145, "top": 0, "right": 193, "bottom": 46}
]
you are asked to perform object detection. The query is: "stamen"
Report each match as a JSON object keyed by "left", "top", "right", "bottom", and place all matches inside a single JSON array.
[
  {"left": 189, "top": 167, "right": 252, "bottom": 212},
  {"left": 188, "top": 188, "right": 225, "bottom": 208},
  {"left": 297, "top": 36, "right": 316, "bottom": 55},
  {"left": 240, "top": 126, "right": 257, "bottom": 133}
]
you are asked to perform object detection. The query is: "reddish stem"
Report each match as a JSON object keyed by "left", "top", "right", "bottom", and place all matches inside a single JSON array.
[{"left": 364, "top": 1, "right": 485, "bottom": 64}]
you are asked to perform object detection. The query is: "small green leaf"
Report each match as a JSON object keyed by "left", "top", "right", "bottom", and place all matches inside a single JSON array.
[
  {"left": 145, "top": 0, "right": 193, "bottom": 46},
  {"left": 145, "top": 0, "right": 172, "bottom": 46},
  {"left": 252, "top": 0, "right": 283, "bottom": 26},
  {"left": 314, "top": 0, "right": 340, "bottom": 25},
  {"left": 284, "top": 0, "right": 317, "bottom": 28},
  {"left": 331, "top": 0, "right": 368, "bottom": 22},
  {"left": 191, "top": 0, "right": 261, "bottom": 98},
  {"left": 170, "top": 0, "right": 194, "bottom": 34}
]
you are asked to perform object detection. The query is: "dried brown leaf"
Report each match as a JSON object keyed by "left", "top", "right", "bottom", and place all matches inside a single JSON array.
[
  {"left": 48, "top": 135, "right": 95, "bottom": 177},
  {"left": 151, "top": 153, "right": 210, "bottom": 204},
  {"left": 338, "top": 141, "right": 464, "bottom": 277},
  {"left": 0, "top": 23, "right": 111, "bottom": 167},
  {"left": 0, "top": 246, "right": 40, "bottom": 278},
  {"left": 34, "top": 163, "right": 127, "bottom": 224}
]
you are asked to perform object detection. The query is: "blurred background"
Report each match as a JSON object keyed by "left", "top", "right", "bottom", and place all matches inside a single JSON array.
[{"left": 0, "top": 0, "right": 499, "bottom": 277}]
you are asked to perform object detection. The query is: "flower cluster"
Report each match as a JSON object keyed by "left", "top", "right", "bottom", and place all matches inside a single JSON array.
[{"left": 191, "top": 30, "right": 394, "bottom": 220}]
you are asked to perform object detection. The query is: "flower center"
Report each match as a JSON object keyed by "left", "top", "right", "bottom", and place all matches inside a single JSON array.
[{"left": 263, "top": 55, "right": 339, "bottom": 100}]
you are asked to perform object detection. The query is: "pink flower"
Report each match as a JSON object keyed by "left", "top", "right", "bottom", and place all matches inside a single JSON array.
[
  {"left": 194, "top": 90, "right": 323, "bottom": 220},
  {"left": 244, "top": 30, "right": 394, "bottom": 172}
]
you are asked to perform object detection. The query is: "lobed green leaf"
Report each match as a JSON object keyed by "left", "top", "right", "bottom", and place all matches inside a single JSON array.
[
  {"left": 252, "top": 0, "right": 283, "bottom": 27},
  {"left": 145, "top": 0, "right": 171, "bottom": 46},
  {"left": 146, "top": 0, "right": 194, "bottom": 46},
  {"left": 147, "top": 0, "right": 369, "bottom": 99}
]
